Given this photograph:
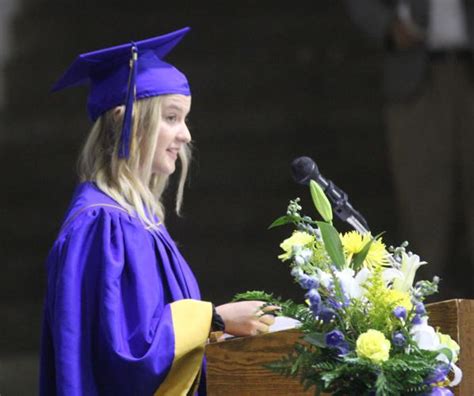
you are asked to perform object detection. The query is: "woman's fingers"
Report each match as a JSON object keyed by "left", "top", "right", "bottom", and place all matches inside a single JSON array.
[
  {"left": 254, "top": 321, "right": 270, "bottom": 335},
  {"left": 215, "top": 301, "right": 281, "bottom": 337},
  {"left": 261, "top": 304, "right": 280, "bottom": 314},
  {"left": 259, "top": 314, "right": 276, "bottom": 326},
  {"left": 255, "top": 304, "right": 280, "bottom": 322}
]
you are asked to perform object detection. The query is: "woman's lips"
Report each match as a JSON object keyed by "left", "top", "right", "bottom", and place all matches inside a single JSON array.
[{"left": 166, "top": 148, "right": 178, "bottom": 160}]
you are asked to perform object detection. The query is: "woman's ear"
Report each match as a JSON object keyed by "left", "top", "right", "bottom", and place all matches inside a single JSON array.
[{"left": 113, "top": 106, "right": 125, "bottom": 118}]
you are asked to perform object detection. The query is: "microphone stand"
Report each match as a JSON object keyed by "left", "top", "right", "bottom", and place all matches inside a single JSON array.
[
  {"left": 292, "top": 157, "right": 399, "bottom": 266},
  {"left": 317, "top": 178, "right": 370, "bottom": 234}
]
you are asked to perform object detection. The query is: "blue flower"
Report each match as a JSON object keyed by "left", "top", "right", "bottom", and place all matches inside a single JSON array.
[
  {"left": 423, "top": 387, "right": 453, "bottom": 396},
  {"left": 392, "top": 331, "right": 406, "bottom": 347},
  {"left": 307, "top": 288, "right": 321, "bottom": 306},
  {"left": 412, "top": 314, "right": 423, "bottom": 325},
  {"left": 327, "top": 297, "right": 344, "bottom": 311},
  {"left": 324, "top": 330, "right": 350, "bottom": 355},
  {"left": 310, "top": 303, "right": 321, "bottom": 316},
  {"left": 325, "top": 329, "right": 345, "bottom": 347},
  {"left": 298, "top": 274, "right": 319, "bottom": 290},
  {"left": 425, "top": 364, "right": 450, "bottom": 384},
  {"left": 393, "top": 306, "right": 407, "bottom": 320},
  {"left": 317, "top": 306, "right": 335, "bottom": 323},
  {"left": 335, "top": 340, "right": 350, "bottom": 356},
  {"left": 415, "top": 302, "right": 427, "bottom": 315}
]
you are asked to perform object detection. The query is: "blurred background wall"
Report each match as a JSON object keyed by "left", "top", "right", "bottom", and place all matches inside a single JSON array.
[{"left": 0, "top": 0, "right": 471, "bottom": 393}]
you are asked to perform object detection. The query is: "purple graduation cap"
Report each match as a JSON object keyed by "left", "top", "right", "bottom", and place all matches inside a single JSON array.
[{"left": 51, "top": 27, "right": 191, "bottom": 158}]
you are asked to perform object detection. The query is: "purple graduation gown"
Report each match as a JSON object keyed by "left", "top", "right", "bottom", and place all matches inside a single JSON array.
[{"left": 39, "top": 182, "right": 210, "bottom": 395}]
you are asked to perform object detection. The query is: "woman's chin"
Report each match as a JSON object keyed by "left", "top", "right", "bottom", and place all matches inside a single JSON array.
[{"left": 153, "top": 163, "right": 176, "bottom": 176}]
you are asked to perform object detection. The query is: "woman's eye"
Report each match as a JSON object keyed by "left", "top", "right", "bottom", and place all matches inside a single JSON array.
[{"left": 166, "top": 115, "right": 177, "bottom": 123}]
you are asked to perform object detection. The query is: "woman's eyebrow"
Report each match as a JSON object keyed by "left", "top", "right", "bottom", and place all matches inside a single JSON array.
[{"left": 163, "top": 104, "right": 184, "bottom": 112}]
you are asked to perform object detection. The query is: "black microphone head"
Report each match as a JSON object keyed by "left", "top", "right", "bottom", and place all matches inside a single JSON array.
[{"left": 291, "top": 156, "right": 319, "bottom": 185}]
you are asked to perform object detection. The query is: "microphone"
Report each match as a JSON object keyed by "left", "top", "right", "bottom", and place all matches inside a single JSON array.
[{"left": 291, "top": 156, "right": 370, "bottom": 234}]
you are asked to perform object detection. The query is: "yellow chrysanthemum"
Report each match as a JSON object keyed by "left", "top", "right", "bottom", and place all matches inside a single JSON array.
[
  {"left": 384, "top": 289, "right": 413, "bottom": 311},
  {"left": 340, "top": 231, "right": 365, "bottom": 255},
  {"left": 278, "top": 231, "right": 315, "bottom": 261},
  {"left": 366, "top": 238, "right": 390, "bottom": 268},
  {"left": 356, "top": 329, "right": 391, "bottom": 363},
  {"left": 340, "top": 231, "right": 389, "bottom": 268}
]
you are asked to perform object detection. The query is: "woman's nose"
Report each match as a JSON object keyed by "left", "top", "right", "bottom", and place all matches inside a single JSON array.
[{"left": 177, "top": 123, "right": 191, "bottom": 143}]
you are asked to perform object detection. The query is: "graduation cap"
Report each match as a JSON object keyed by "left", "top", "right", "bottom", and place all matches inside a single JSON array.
[{"left": 52, "top": 27, "right": 191, "bottom": 158}]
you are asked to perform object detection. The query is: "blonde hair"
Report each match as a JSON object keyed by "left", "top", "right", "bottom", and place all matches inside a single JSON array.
[{"left": 77, "top": 95, "right": 191, "bottom": 227}]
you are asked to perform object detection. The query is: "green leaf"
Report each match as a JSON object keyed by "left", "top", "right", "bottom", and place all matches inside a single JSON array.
[
  {"left": 316, "top": 221, "right": 345, "bottom": 269},
  {"left": 303, "top": 332, "right": 326, "bottom": 348},
  {"left": 375, "top": 371, "right": 390, "bottom": 396},
  {"left": 373, "top": 231, "right": 386, "bottom": 239},
  {"left": 268, "top": 215, "right": 295, "bottom": 229},
  {"left": 437, "top": 347, "right": 453, "bottom": 362},
  {"left": 310, "top": 180, "right": 333, "bottom": 223},
  {"left": 352, "top": 238, "right": 373, "bottom": 271},
  {"left": 264, "top": 354, "right": 298, "bottom": 377},
  {"left": 321, "top": 370, "right": 340, "bottom": 387},
  {"left": 232, "top": 290, "right": 275, "bottom": 302}
]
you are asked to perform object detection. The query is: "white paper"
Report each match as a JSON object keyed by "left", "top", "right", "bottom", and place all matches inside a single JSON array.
[{"left": 269, "top": 316, "right": 301, "bottom": 332}]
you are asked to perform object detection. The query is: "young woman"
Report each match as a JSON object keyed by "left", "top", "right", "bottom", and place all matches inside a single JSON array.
[{"left": 39, "top": 27, "right": 275, "bottom": 396}]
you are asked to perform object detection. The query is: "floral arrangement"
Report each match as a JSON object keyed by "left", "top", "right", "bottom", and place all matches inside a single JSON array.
[{"left": 234, "top": 181, "right": 462, "bottom": 395}]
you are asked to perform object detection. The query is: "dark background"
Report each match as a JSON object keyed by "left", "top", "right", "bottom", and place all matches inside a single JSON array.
[{"left": 0, "top": 1, "right": 471, "bottom": 393}]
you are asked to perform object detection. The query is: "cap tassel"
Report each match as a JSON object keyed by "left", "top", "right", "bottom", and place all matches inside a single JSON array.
[{"left": 119, "top": 43, "right": 138, "bottom": 158}]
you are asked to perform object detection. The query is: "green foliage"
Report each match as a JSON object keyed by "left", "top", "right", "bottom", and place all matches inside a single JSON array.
[
  {"left": 268, "top": 215, "right": 298, "bottom": 229},
  {"left": 309, "top": 239, "right": 332, "bottom": 269},
  {"left": 252, "top": 286, "right": 443, "bottom": 395},
  {"left": 316, "top": 221, "right": 346, "bottom": 269},
  {"left": 352, "top": 239, "right": 373, "bottom": 271},
  {"left": 264, "top": 353, "right": 299, "bottom": 377},
  {"left": 304, "top": 332, "right": 327, "bottom": 348},
  {"left": 232, "top": 290, "right": 276, "bottom": 302},
  {"left": 265, "top": 332, "right": 440, "bottom": 395},
  {"left": 312, "top": 360, "right": 337, "bottom": 371},
  {"left": 359, "top": 268, "right": 396, "bottom": 335},
  {"left": 375, "top": 371, "right": 392, "bottom": 396},
  {"left": 278, "top": 300, "right": 315, "bottom": 325},
  {"left": 414, "top": 278, "right": 439, "bottom": 300},
  {"left": 265, "top": 343, "right": 316, "bottom": 379},
  {"left": 232, "top": 290, "right": 315, "bottom": 328},
  {"left": 437, "top": 347, "right": 453, "bottom": 362}
]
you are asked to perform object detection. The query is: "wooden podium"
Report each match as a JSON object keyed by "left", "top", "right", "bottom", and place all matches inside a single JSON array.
[{"left": 206, "top": 299, "right": 474, "bottom": 396}]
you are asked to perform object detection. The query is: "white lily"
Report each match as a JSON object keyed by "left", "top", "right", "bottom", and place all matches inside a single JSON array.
[
  {"left": 332, "top": 266, "right": 401, "bottom": 300},
  {"left": 392, "top": 252, "right": 427, "bottom": 292},
  {"left": 317, "top": 266, "right": 401, "bottom": 301},
  {"left": 450, "top": 362, "right": 463, "bottom": 386},
  {"left": 335, "top": 267, "right": 371, "bottom": 299},
  {"left": 382, "top": 268, "right": 403, "bottom": 284},
  {"left": 355, "top": 267, "right": 371, "bottom": 289},
  {"left": 410, "top": 318, "right": 440, "bottom": 350},
  {"left": 410, "top": 318, "right": 463, "bottom": 387}
]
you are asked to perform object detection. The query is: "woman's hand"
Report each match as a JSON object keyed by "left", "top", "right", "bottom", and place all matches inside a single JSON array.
[{"left": 215, "top": 301, "right": 278, "bottom": 337}]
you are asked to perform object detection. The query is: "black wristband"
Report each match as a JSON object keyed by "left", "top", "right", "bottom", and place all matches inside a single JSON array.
[{"left": 211, "top": 304, "right": 225, "bottom": 332}]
